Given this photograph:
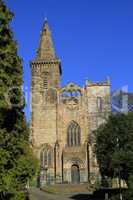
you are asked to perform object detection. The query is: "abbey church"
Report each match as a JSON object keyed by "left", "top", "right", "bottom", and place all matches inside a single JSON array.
[{"left": 30, "top": 19, "right": 111, "bottom": 186}]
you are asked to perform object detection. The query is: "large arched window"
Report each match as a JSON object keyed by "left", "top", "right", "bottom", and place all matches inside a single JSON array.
[
  {"left": 40, "top": 148, "right": 52, "bottom": 168},
  {"left": 67, "top": 121, "right": 81, "bottom": 147}
]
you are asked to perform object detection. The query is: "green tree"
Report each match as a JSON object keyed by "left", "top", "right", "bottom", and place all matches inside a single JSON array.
[
  {"left": 95, "top": 113, "right": 133, "bottom": 196},
  {"left": 0, "top": 0, "right": 38, "bottom": 199}
]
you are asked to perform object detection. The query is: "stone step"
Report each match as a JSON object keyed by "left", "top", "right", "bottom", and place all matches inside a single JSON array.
[{"left": 41, "top": 183, "right": 93, "bottom": 194}]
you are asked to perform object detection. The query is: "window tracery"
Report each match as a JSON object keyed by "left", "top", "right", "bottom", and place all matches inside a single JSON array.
[{"left": 67, "top": 121, "right": 81, "bottom": 147}]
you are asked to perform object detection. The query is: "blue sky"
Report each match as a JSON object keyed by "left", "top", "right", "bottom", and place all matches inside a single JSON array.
[{"left": 5, "top": 0, "right": 133, "bottom": 120}]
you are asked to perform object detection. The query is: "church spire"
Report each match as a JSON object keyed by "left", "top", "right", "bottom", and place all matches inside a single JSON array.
[{"left": 37, "top": 19, "right": 56, "bottom": 60}]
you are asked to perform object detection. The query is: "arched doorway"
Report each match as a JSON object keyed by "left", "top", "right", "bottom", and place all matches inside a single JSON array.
[{"left": 71, "top": 164, "right": 80, "bottom": 184}]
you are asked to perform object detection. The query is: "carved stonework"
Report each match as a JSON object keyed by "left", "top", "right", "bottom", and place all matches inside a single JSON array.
[{"left": 61, "top": 97, "right": 79, "bottom": 110}]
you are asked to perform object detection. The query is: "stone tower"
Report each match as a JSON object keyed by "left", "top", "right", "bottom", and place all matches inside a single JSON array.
[
  {"left": 30, "top": 20, "right": 111, "bottom": 187},
  {"left": 36, "top": 19, "right": 61, "bottom": 88},
  {"left": 30, "top": 20, "right": 62, "bottom": 183}
]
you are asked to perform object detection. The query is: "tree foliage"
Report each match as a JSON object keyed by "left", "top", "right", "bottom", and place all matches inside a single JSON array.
[
  {"left": 95, "top": 113, "right": 133, "bottom": 197},
  {"left": 0, "top": 0, "right": 38, "bottom": 199}
]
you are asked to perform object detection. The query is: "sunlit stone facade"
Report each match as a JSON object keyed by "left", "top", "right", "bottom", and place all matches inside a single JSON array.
[{"left": 30, "top": 20, "right": 111, "bottom": 186}]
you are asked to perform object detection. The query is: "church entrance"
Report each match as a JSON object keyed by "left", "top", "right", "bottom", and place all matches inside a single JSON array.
[{"left": 71, "top": 164, "right": 80, "bottom": 184}]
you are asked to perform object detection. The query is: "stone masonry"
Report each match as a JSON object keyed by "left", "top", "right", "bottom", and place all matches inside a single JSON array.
[{"left": 30, "top": 19, "right": 111, "bottom": 187}]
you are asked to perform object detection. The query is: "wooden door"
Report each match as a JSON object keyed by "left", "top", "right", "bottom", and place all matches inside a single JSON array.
[{"left": 71, "top": 164, "right": 80, "bottom": 184}]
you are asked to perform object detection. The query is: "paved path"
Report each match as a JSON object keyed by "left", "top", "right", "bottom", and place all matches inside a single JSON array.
[{"left": 30, "top": 188, "right": 101, "bottom": 200}]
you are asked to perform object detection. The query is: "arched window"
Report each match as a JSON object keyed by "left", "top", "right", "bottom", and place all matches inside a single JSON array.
[
  {"left": 67, "top": 121, "right": 81, "bottom": 147},
  {"left": 47, "top": 149, "right": 52, "bottom": 166},
  {"left": 40, "top": 148, "right": 52, "bottom": 168},
  {"left": 44, "top": 151, "right": 48, "bottom": 165},
  {"left": 97, "top": 97, "right": 102, "bottom": 111}
]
